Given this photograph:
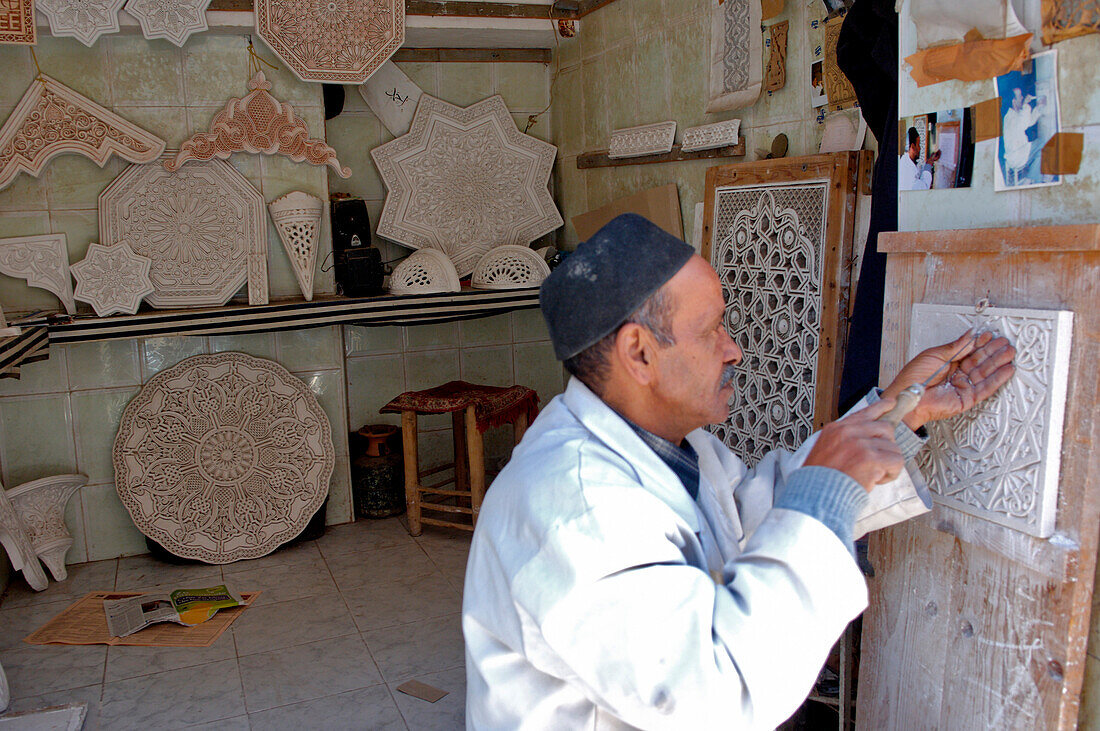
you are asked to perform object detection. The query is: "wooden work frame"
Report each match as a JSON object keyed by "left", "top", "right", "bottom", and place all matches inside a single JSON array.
[
  {"left": 700, "top": 152, "right": 869, "bottom": 461},
  {"left": 857, "top": 225, "right": 1100, "bottom": 729}
]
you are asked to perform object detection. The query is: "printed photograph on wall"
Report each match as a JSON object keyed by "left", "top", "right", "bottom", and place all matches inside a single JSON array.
[
  {"left": 810, "top": 60, "right": 827, "bottom": 107},
  {"left": 994, "top": 50, "right": 1061, "bottom": 191},
  {"left": 897, "top": 107, "right": 975, "bottom": 191}
]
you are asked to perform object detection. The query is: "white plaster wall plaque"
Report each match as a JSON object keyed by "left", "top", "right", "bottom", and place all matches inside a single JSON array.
[
  {"left": 0, "top": 75, "right": 166, "bottom": 193},
  {"left": 706, "top": 0, "right": 763, "bottom": 113},
  {"left": 268, "top": 190, "right": 322, "bottom": 301},
  {"left": 99, "top": 157, "right": 268, "bottom": 309},
  {"left": 682, "top": 119, "right": 742, "bottom": 153},
  {"left": 911, "top": 0, "right": 1027, "bottom": 49},
  {"left": 255, "top": 0, "right": 403, "bottom": 83},
  {"left": 123, "top": 0, "right": 211, "bottom": 46},
  {"left": 707, "top": 181, "right": 830, "bottom": 464},
  {"left": 7, "top": 474, "right": 87, "bottom": 581},
  {"left": 909, "top": 304, "right": 1073, "bottom": 538},
  {"left": 0, "top": 484, "right": 48, "bottom": 591},
  {"left": 35, "top": 0, "right": 126, "bottom": 46},
  {"left": 0, "top": 233, "right": 76, "bottom": 314},
  {"left": 1, "top": 0, "right": 36, "bottom": 44},
  {"left": 71, "top": 242, "right": 154, "bottom": 317},
  {"left": 113, "top": 352, "right": 334, "bottom": 564},
  {"left": 607, "top": 121, "right": 677, "bottom": 159},
  {"left": 358, "top": 59, "right": 424, "bottom": 137},
  {"left": 164, "top": 72, "right": 349, "bottom": 179},
  {"left": 471, "top": 245, "right": 549, "bottom": 290},
  {"left": 371, "top": 94, "right": 562, "bottom": 277}
]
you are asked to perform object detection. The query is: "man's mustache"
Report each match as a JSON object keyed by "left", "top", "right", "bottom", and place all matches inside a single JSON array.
[{"left": 720, "top": 363, "right": 738, "bottom": 389}]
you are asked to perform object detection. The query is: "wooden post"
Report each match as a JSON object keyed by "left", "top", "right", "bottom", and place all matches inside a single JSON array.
[
  {"left": 464, "top": 405, "right": 486, "bottom": 525},
  {"left": 452, "top": 410, "right": 469, "bottom": 493},
  {"left": 513, "top": 411, "right": 528, "bottom": 445},
  {"left": 400, "top": 410, "right": 421, "bottom": 536}
]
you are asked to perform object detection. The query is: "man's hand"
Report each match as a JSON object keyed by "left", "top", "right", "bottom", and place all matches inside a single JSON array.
[
  {"left": 883, "top": 330, "right": 1016, "bottom": 431},
  {"left": 804, "top": 399, "right": 905, "bottom": 492}
]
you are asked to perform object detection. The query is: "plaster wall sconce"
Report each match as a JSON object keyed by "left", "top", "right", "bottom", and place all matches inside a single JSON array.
[{"left": 7, "top": 474, "right": 88, "bottom": 581}]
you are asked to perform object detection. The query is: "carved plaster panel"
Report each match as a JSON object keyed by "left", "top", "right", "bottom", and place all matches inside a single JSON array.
[
  {"left": 371, "top": 94, "right": 562, "bottom": 277},
  {"left": 164, "top": 72, "right": 349, "bottom": 179},
  {"left": 707, "top": 182, "right": 830, "bottom": 464},
  {"left": 706, "top": 0, "right": 763, "bottom": 113},
  {"left": 607, "top": 121, "right": 676, "bottom": 159},
  {"left": 682, "top": 119, "right": 742, "bottom": 153},
  {"left": 71, "top": 242, "right": 154, "bottom": 317},
  {"left": 255, "top": 0, "right": 403, "bottom": 83},
  {"left": 470, "top": 245, "right": 549, "bottom": 290},
  {"left": 100, "top": 157, "right": 267, "bottom": 308},
  {"left": 0, "top": 484, "right": 48, "bottom": 591},
  {"left": 765, "top": 19, "right": 788, "bottom": 92},
  {"left": 7, "top": 474, "right": 87, "bottom": 581},
  {"left": 268, "top": 190, "right": 322, "bottom": 301},
  {"left": 36, "top": 0, "right": 126, "bottom": 46},
  {"left": 823, "top": 16, "right": 858, "bottom": 110},
  {"left": 909, "top": 304, "right": 1073, "bottom": 538},
  {"left": 0, "top": 75, "right": 166, "bottom": 193},
  {"left": 0, "top": 0, "right": 36, "bottom": 44},
  {"left": 123, "top": 0, "right": 211, "bottom": 46},
  {"left": 113, "top": 352, "right": 334, "bottom": 564},
  {"left": 0, "top": 233, "right": 76, "bottom": 314}
]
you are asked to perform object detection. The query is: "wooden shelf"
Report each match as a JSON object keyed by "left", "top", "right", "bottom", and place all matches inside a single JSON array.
[
  {"left": 44, "top": 288, "right": 540, "bottom": 345},
  {"left": 576, "top": 139, "right": 746, "bottom": 169}
]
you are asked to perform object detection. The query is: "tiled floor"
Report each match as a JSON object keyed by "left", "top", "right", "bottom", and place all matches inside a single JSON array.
[{"left": 0, "top": 518, "right": 472, "bottom": 730}]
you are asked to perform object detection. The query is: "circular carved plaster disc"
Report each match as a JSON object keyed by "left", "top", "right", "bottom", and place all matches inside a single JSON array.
[{"left": 113, "top": 352, "right": 334, "bottom": 564}]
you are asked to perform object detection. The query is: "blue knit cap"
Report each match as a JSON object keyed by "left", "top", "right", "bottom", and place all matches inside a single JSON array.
[{"left": 539, "top": 213, "right": 695, "bottom": 361}]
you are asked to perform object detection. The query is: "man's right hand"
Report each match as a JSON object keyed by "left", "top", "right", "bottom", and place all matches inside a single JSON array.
[{"left": 803, "top": 399, "right": 904, "bottom": 492}]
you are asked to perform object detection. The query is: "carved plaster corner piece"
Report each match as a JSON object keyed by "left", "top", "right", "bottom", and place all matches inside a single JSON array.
[
  {"left": 607, "top": 121, "right": 677, "bottom": 159},
  {"left": 71, "top": 242, "right": 154, "bottom": 317},
  {"left": 371, "top": 94, "right": 563, "bottom": 277},
  {"left": 100, "top": 157, "right": 267, "bottom": 309},
  {"left": 0, "top": 484, "right": 49, "bottom": 591},
  {"left": 1, "top": 0, "right": 36, "bottom": 45},
  {"left": 681, "top": 119, "right": 742, "bottom": 153},
  {"left": 7, "top": 474, "right": 88, "bottom": 581},
  {"left": 269, "top": 191, "right": 323, "bottom": 301},
  {"left": 765, "top": 19, "right": 789, "bottom": 93},
  {"left": 163, "top": 72, "right": 350, "bottom": 178},
  {"left": 255, "top": 0, "right": 403, "bottom": 83},
  {"left": 0, "top": 74, "right": 166, "bottom": 193},
  {"left": 123, "top": 0, "right": 212, "bottom": 46},
  {"left": 0, "top": 233, "right": 77, "bottom": 314},
  {"left": 35, "top": 0, "right": 127, "bottom": 46}
]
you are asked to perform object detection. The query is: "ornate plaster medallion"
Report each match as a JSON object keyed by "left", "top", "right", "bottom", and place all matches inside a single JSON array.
[
  {"left": 71, "top": 242, "right": 154, "bottom": 317},
  {"left": 0, "top": 75, "right": 166, "bottom": 193},
  {"left": 0, "top": 233, "right": 77, "bottom": 314},
  {"left": 100, "top": 157, "right": 268, "bottom": 308},
  {"left": 123, "top": 0, "right": 212, "bottom": 46},
  {"left": 371, "top": 94, "right": 562, "bottom": 277},
  {"left": 35, "top": 0, "right": 127, "bottom": 46},
  {"left": 113, "top": 352, "right": 334, "bottom": 564},
  {"left": 255, "top": 0, "right": 403, "bottom": 83},
  {"left": 0, "top": 0, "right": 36, "bottom": 44}
]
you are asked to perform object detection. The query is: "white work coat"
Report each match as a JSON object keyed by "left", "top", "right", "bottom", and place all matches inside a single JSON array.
[{"left": 463, "top": 378, "right": 931, "bottom": 730}]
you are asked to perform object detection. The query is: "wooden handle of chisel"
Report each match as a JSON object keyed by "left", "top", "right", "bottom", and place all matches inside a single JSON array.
[{"left": 878, "top": 386, "right": 922, "bottom": 428}]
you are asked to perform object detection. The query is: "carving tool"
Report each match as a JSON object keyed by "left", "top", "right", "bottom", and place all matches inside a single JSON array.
[{"left": 878, "top": 330, "right": 981, "bottom": 428}]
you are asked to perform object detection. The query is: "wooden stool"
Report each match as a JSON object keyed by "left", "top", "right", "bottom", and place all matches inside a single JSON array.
[{"left": 380, "top": 381, "right": 539, "bottom": 536}]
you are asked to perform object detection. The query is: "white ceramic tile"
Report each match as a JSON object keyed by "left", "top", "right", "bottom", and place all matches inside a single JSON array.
[
  {"left": 276, "top": 327, "right": 340, "bottom": 371},
  {"left": 5, "top": 682, "right": 103, "bottom": 731},
  {"left": 104, "top": 632, "right": 236, "bottom": 682},
  {"left": 325, "top": 543, "right": 435, "bottom": 592},
  {"left": 292, "top": 369, "right": 347, "bottom": 454},
  {"left": 99, "top": 658, "right": 245, "bottom": 728},
  {"left": 65, "top": 340, "right": 140, "bottom": 390},
  {"left": 113, "top": 553, "right": 221, "bottom": 592},
  {"left": 82, "top": 484, "right": 148, "bottom": 561},
  {"left": 388, "top": 664, "right": 466, "bottom": 730},
  {"left": 0, "top": 557, "right": 116, "bottom": 609},
  {"left": 0, "top": 394, "right": 77, "bottom": 487},
  {"left": 232, "top": 592, "right": 358, "bottom": 657},
  {"left": 326, "top": 454, "right": 354, "bottom": 527},
  {"left": 0, "top": 346, "right": 68, "bottom": 396},
  {"left": 139, "top": 336, "right": 208, "bottom": 381},
  {"left": 314, "top": 518, "right": 411, "bottom": 559},
  {"left": 362, "top": 612, "right": 464, "bottom": 683},
  {"left": 1, "top": 644, "right": 107, "bottom": 699},
  {"left": 0, "top": 599, "right": 79, "bottom": 649},
  {"left": 221, "top": 539, "right": 322, "bottom": 576},
  {"left": 217, "top": 555, "right": 336, "bottom": 607},
  {"left": 247, "top": 684, "right": 405, "bottom": 731},
  {"left": 71, "top": 387, "right": 139, "bottom": 484},
  {"left": 342, "top": 571, "right": 462, "bottom": 632}
]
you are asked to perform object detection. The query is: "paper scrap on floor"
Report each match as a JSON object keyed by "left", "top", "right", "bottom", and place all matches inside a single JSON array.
[
  {"left": 396, "top": 679, "right": 449, "bottom": 703},
  {"left": 23, "top": 590, "right": 259, "bottom": 648},
  {"left": 104, "top": 584, "right": 244, "bottom": 638}
]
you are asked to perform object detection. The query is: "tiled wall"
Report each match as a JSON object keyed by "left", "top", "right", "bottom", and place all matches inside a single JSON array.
[{"left": 552, "top": 0, "right": 834, "bottom": 249}]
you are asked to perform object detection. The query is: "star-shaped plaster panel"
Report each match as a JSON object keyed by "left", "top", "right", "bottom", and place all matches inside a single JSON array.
[
  {"left": 35, "top": 0, "right": 127, "bottom": 46},
  {"left": 370, "top": 94, "right": 563, "bottom": 277},
  {"left": 123, "top": 0, "right": 212, "bottom": 46},
  {"left": 71, "top": 242, "right": 154, "bottom": 317}
]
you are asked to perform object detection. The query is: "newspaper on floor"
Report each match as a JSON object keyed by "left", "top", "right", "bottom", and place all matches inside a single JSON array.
[{"left": 104, "top": 584, "right": 243, "bottom": 638}]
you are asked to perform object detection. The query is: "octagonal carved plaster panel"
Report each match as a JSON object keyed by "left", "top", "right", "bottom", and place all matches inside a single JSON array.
[
  {"left": 123, "top": 0, "right": 212, "bottom": 46},
  {"left": 255, "top": 0, "right": 403, "bottom": 83},
  {"left": 113, "top": 352, "right": 334, "bottom": 564},
  {"left": 99, "top": 157, "right": 268, "bottom": 309},
  {"left": 371, "top": 94, "right": 563, "bottom": 277}
]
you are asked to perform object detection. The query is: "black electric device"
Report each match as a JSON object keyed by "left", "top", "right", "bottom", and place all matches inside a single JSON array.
[{"left": 330, "top": 196, "right": 385, "bottom": 297}]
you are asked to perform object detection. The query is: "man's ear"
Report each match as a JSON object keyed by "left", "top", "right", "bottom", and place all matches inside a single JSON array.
[{"left": 613, "top": 323, "right": 657, "bottom": 386}]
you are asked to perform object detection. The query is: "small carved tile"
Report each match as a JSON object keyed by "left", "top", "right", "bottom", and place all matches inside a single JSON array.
[
  {"left": 0, "top": 0, "right": 36, "bottom": 45},
  {"left": 681, "top": 119, "right": 742, "bottom": 153},
  {"left": 35, "top": 0, "right": 126, "bottom": 46},
  {"left": 607, "top": 121, "right": 676, "bottom": 159},
  {"left": 123, "top": 0, "right": 211, "bottom": 46},
  {"left": 0, "top": 233, "right": 76, "bottom": 314},
  {"left": 71, "top": 242, "right": 154, "bottom": 317}
]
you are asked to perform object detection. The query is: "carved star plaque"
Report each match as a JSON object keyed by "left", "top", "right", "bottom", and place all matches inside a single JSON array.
[
  {"left": 35, "top": 0, "right": 127, "bottom": 46},
  {"left": 123, "top": 0, "right": 212, "bottom": 46},
  {"left": 71, "top": 242, "right": 154, "bottom": 317},
  {"left": 371, "top": 94, "right": 563, "bottom": 276}
]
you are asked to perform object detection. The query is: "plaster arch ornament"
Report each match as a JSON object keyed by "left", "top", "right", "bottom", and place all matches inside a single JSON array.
[
  {"left": 0, "top": 483, "right": 48, "bottom": 591},
  {"left": 268, "top": 190, "right": 322, "bottom": 301},
  {"left": 371, "top": 94, "right": 563, "bottom": 277},
  {"left": 71, "top": 242, "right": 154, "bottom": 316},
  {"left": 388, "top": 249, "right": 460, "bottom": 295},
  {"left": 35, "top": 0, "right": 126, "bottom": 45},
  {"left": 7, "top": 474, "right": 87, "bottom": 581},
  {"left": 255, "top": 0, "right": 403, "bottom": 84},
  {"left": 0, "top": 75, "right": 166, "bottom": 193},
  {"left": 0, "top": 233, "right": 76, "bottom": 314},
  {"left": 0, "top": 0, "right": 36, "bottom": 45},
  {"left": 470, "top": 245, "right": 549, "bottom": 290},
  {"left": 99, "top": 156, "right": 269, "bottom": 308},
  {"left": 163, "top": 72, "right": 350, "bottom": 178},
  {"left": 113, "top": 352, "right": 334, "bottom": 564},
  {"left": 123, "top": 0, "right": 212, "bottom": 46}
]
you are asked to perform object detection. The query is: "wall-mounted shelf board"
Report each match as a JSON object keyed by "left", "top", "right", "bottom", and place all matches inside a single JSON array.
[
  {"left": 45, "top": 288, "right": 540, "bottom": 344},
  {"left": 577, "top": 139, "right": 746, "bottom": 169}
]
